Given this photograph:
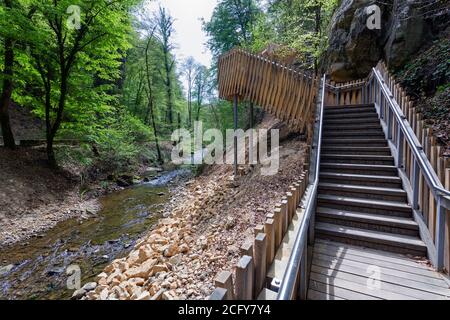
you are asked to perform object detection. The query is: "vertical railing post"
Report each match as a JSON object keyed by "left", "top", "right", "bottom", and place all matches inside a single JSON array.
[
  {"left": 412, "top": 160, "right": 420, "bottom": 210},
  {"left": 298, "top": 241, "right": 308, "bottom": 300},
  {"left": 397, "top": 126, "right": 404, "bottom": 168},
  {"left": 387, "top": 108, "right": 393, "bottom": 140},
  {"left": 233, "top": 95, "right": 238, "bottom": 177},
  {"left": 436, "top": 197, "right": 446, "bottom": 271}
]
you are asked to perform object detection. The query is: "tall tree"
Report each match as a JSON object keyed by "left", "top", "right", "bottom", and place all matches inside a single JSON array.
[
  {"left": 0, "top": 0, "right": 16, "bottom": 149},
  {"left": 203, "top": 0, "right": 261, "bottom": 58},
  {"left": 0, "top": 0, "right": 34, "bottom": 149},
  {"left": 28, "top": 0, "right": 137, "bottom": 167},
  {"left": 193, "top": 65, "right": 210, "bottom": 121},
  {"left": 182, "top": 56, "right": 197, "bottom": 128},
  {"left": 154, "top": 6, "right": 175, "bottom": 129},
  {"left": 143, "top": 31, "right": 163, "bottom": 164}
]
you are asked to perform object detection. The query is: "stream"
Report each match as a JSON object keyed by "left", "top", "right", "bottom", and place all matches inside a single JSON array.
[{"left": 0, "top": 169, "right": 191, "bottom": 300}]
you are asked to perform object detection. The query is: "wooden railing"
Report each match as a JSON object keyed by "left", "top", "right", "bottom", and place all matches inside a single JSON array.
[
  {"left": 324, "top": 79, "right": 366, "bottom": 106},
  {"left": 218, "top": 48, "right": 318, "bottom": 137},
  {"left": 209, "top": 170, "right": 310, "bottom": 300},
  {"left": 365, "top": 62, "right": 450, "bottom": 271}
]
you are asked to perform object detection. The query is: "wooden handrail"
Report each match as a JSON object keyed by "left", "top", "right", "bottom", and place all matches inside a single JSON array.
[{"left": 218, "top": 48, "right": 318, "bottom": 135}]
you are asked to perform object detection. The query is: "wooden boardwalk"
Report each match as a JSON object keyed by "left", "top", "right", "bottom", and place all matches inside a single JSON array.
[{"left": 308, "top": 239, "right": 450, "bottom": 300}]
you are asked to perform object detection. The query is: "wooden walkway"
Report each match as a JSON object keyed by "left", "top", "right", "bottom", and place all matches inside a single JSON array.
[{"left": 308, "top": 239, "right": 450, "bottom": 300}]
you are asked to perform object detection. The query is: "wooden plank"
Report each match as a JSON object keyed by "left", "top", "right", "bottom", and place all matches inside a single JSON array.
[
  {"left": 209, "top": 287, "right": 227, "bottom": 300},
  {"left": 309, "top": 279, "right": 380, "bottom": 300},
  {"left": 314, "top": 240, "right": 437, "bottom": 272},
  {"left": 235, "top": 255, "right": 254, "bottom": 300},
  {"left": 254, "top": 233, "right": 267, "bottom": 296},
  {"left": 214, "top": 271, "right": 234, "bottom": 300},
  {"left": 307, "top": 289, "right": 345, "bottom": 300},
  {"left": 312, "top": 261, "right": 450, "bottom": 299},
  {"left": 312, "top": 252, "right": 449, "bottom": 288},
  {"left": 309, "top": 272, "right": 415, "bottom": 300},
  {"left": 265, "top": 218, "right": 275, "bottom": 267}
]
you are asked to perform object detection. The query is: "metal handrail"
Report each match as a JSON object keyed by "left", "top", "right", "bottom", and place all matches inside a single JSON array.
[
  {"left": 278, "top": 65, "right": 450, "bottom": 298},
  {"left": 277, "top": 74, "right": 327, "bottom": 300},
  {"left": 372, "top": 68, "right": 450, "bottom": 208}
]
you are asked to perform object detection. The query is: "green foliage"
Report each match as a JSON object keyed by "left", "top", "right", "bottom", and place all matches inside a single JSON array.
[
  {"left": 395, "top": 37, "right": 450, "bottom": 98},
  {"left": 202, "top": 0, "right": 262, "bottom": 59}
]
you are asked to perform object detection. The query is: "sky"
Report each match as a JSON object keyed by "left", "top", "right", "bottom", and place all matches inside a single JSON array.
[{"left": 146, "top": 0, "right": 218, "bottom": 68}]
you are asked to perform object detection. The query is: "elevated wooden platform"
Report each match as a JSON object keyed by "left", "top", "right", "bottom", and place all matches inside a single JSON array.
[{"left": 308, "top": 239, "right": 450, "bottom": 300}]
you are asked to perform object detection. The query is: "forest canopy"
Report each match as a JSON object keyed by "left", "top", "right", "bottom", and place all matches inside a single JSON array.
[{"left": 0, "top": 0, "right": 339, "bottom": 174}]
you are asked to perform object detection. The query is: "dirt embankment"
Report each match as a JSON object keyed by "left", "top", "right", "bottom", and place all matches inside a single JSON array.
[
  {"left": 0, "top": 148, "right": 102, "bottom": 247},
  {"left": 83, "top": 115, "right": 307, "bottom": 300}
]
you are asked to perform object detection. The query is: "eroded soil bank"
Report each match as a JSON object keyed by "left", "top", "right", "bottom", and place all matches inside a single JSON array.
[{"left": 84, "top": 116, "right": 307, "bottom": 300}]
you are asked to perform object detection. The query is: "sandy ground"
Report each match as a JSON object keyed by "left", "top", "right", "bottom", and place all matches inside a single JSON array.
[{"left": 84, "top": 115, "right": 307, "bottom": 300}]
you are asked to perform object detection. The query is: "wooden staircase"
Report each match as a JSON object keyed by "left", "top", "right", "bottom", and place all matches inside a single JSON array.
[{"left": 315, "top": 103, "right": 427, "bottom": 257}]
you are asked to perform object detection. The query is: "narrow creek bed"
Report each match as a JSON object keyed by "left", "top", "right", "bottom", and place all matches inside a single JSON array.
[{"left": 0, "top": 169, "right": 192, "bottom": 300}]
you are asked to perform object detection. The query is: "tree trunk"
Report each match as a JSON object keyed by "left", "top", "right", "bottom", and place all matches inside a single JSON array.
[
  {"left": 149, "top": 98, "right": 163, "bottom": 165},
  {"left": 0, "top": 5, "right": 16, "bottom": 149},
  {"left": 163, "top": 51, "right": 173, "bottom": 127},
  {"left": 46, "top": 133, "right": 57, "bottom": 168},
  {"left": 144, "top": 39, "right": 163, "bottom": 164}
]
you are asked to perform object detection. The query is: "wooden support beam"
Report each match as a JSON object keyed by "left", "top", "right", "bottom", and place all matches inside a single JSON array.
[
  {"left": 286, "top": 191, "right": 294, "bottom": 223},
  {"left": 280, "top": 199, "right": 289, "bottom": 234},
  {"left": 265, "top": 218, "right": 275, "bottom": 267},
  {"left": 214, "top": 271, "right": 234, "bottom": 300},
  {"left": 235, "top": 255, "right": 254, "bottom": 300},
  {"left": 209, "top": 288, "right": 227, "bottom": 300},
  {"left": 254, "top": 233, "right": 267, "bottom": 296},
  {"left": 273, "top": 208, "right": 282, "bottom": 248},
  {"left": 233, "top": 94, "right": 238, "bottom": 177},
  {"left": 254, "top": 224, "right": 264, "bottom": 236},
  {"left": 240, "top": 241, "right": 253, "bottom": 258}
]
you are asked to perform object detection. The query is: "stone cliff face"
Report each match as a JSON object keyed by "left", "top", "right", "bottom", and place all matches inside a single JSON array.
[{"left": 324, "top": 0, "right": 449, "bottom": 81}]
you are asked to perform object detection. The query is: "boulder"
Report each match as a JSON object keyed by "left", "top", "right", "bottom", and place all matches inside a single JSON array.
[
  {"left": 124, "top": 258, "right": 157, "bottom": 279},
  {"left": 323, "top": 0, "right": 448, "bottom": 80},
  {"left": 82, "top": 282, "right": 97, "bottom": 292},
  {"left": 71, "top": 288, "right": 87, "bottom": 300}
]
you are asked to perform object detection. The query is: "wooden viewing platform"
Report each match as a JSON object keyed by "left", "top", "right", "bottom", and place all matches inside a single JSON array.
[{"left": 309, "top": 239, "right": 450, "bottom": 300}]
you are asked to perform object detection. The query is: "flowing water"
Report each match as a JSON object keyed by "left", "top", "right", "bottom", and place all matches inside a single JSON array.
[{"left": 0, "top": 169, "right": 191, "bottom": 300}]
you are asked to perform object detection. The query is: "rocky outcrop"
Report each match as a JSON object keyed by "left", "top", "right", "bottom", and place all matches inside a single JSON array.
[{"left": 324, "top": 0, "right": 449, "bottom": 81}]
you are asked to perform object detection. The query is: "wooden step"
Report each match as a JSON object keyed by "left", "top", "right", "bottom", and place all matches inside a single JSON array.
[
  {"left": 323, "top": 130, "right": 385, "bottom": 138},
  {"left": 324, "top": 117, "right": 381, "bottom": 125},
  {"left": 320, "top": 163, "right": 398, "bottom": 176},
  {"left": 324, "top": 107, "right": 376, "bottom": 115},
  {"left": 322, "top": 138, "right": 387, "bottom": 147},
  {"left": 320, "top": 172, "right": 402, "bottom": 188},
  {"left": 321, "top": 154, "right": 394, "bottom": 165},
  {"left": 325, "top": 103, "right": 375, "bottom": 109},
  {"left": 315, "top": 222, "right": 427, "bottom": 256},
  {"left": 316, "top": 207, "right": 419, "bottom": 236},
  {"left": 318, "top": 182, "right": 407, "bottom": 202},
  {"left": 317, "top": 194, "right": 412, "bottom": 217},
  {"left": 324, "top": 112, "right": 379, "bottom": 120},
  {"left": 321, "top": 146, "right": 391, "bottom": 156},
  {"left": 324, "top": 123, "right": 382, "bottom": 131}
]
